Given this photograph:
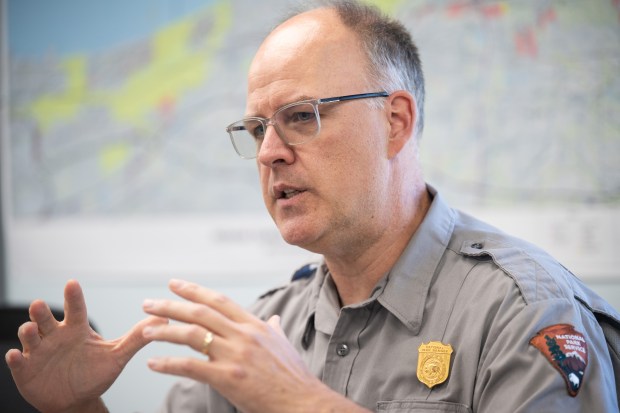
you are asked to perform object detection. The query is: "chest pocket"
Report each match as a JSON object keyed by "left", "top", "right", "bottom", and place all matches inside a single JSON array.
[{"left": 377, "top": 400, "right": 472, "bottom": 413}]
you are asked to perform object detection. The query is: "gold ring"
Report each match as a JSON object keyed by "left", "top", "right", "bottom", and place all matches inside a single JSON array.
[{"left": 202, "top": 330, "right": 214, "bottom": 356}]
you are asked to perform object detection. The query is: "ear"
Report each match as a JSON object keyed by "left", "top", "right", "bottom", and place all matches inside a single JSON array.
[{"left": 386, "top": 91, "right": 416, "bottom": 159}]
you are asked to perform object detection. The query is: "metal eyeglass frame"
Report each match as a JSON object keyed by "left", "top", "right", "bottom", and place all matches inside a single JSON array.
[{"left": 225, "top": 91, "right": 389, "bottom": 159}]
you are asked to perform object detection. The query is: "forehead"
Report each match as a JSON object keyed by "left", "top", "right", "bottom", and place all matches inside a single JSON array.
[{"left": 246, "top": 9, "right": 370, "bottom": 114}]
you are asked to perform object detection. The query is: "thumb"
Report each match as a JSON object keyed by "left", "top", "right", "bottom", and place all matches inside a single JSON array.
[{"left": 115, "top": 316, "right": 168, "bottom": 366}]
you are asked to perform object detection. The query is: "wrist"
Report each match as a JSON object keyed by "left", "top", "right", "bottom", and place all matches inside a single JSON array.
[
  {"left": 58, "top": 398, "right": 108, "bottom": 413},
  {"left": 299, "top": 382, "right": 372, "bottom": 413}
]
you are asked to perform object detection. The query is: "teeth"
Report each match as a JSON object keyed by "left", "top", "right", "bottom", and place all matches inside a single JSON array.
[{"left": 282, "top": 189, "right": 300, "bottom": 199}]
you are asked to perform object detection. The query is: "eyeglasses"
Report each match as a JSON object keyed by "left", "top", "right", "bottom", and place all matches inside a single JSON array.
[{"left": 225, "top": 92, "right": 389, "bottom": 159}]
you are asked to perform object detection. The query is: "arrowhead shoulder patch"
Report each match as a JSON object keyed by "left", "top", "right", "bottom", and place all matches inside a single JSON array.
[{"left": 530, "top": 324, "right": 588, "bottom": 397}]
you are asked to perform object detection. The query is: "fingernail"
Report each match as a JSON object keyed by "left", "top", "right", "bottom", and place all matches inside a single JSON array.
[
  {"left": 143, "top": 299, "right": 154, "bottom": 309},
  {"left": 148, "top": 358, "right": 161, "bottom": 369},
  {"left": 143, "top": 326, "right": 154, "bottom": 337},
  {"left": 169, "top": 279, "right": 185, "bottom": 289}
]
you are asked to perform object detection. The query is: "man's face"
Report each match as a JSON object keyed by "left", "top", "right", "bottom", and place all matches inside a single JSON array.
[{"left": 246, "top": 10, "right": 393, "bottom": 255}]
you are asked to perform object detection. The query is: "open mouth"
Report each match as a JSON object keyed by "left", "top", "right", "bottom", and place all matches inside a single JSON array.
[{"left": 279, "top": 189, "right": 305, "bottom": 199}]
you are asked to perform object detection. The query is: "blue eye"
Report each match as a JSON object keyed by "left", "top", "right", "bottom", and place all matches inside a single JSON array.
[
  {"left": 291, "top": 111, "right": 316, "bottom": 122},
  {"left": 252, "top": 124, "right": 265, "bottom": 139}
]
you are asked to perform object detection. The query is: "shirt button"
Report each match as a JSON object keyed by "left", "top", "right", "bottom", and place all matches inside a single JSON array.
[
  {"left": 471, "top": 242, "right": 483, "bottom": 249},
  {"left": 336, "top": 343, "right": 350, "bottom": 357}
]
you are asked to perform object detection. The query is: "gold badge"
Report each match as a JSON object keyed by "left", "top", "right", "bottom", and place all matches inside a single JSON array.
[{"left": 417, "top": 341, "right": 453, "bottom": 388}]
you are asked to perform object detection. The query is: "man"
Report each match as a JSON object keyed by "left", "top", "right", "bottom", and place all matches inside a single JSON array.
[{"left": 6, "top": 1, "right": 620, "bottom": 412}]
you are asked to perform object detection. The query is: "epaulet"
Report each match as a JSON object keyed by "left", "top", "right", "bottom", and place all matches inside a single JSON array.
[
  {"left": 291, "top": 263, "right": 319, "bottom": 282},
  {"left": 257, "top": 264, "right": 319, "bottom": 300},
  {"left": 258, "top": 285, "right": 286, "bottom": 300}
]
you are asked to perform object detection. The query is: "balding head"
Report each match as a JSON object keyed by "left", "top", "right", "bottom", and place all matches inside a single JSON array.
[{"left": 247, "top": 7, "right": 372, "bottom": 112}]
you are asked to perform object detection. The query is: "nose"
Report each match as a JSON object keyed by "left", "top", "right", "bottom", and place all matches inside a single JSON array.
[{"left": 257, "top": 124, "right": 295, "bottom": 167}]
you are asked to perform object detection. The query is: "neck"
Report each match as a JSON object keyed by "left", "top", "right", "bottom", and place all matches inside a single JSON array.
[{"left": 325, "top": 184, "right": 431, "bottom": 307}]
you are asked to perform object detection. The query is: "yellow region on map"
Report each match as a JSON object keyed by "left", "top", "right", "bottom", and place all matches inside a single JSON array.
[
  {"left": 105, "top": 1, "right": 231, "bottom": 127},
  {"left": 366, "top": 0, "right": 406, "bottom": 15},
  {"left": 27, "top": 1, "right": 232, "bottom": 135},
  {"left": 24, "top": 1, "right": 232, "bottom": 175},
  {"left": 29, "top": 56, "right": 87, "bottom": 131}
]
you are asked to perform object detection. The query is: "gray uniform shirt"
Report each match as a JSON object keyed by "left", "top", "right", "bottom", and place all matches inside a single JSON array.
[{"left": 159, "top": 188, "right": 619, "bottom": 412}]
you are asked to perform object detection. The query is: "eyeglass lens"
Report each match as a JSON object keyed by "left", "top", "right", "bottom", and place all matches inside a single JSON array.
[{"left": 228, "top": 102, "right": 319, "bottom": 158}]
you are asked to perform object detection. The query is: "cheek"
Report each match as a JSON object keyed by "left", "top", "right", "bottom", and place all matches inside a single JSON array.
[
  {"left": 258, "top": 166, "right": 272, "bottom": 204},
  {"left": 332, "top": 124, "right": 389, "bottom": 204},
  {"left": 318, "top": 144, "right": 381, "bottom": 208},
  {"left": 337, "top": 109, "right": 388, "bottom": 156},
  {"left": 320, "top": 118, "right": 380, "bottom": 168},
  {"left": 258, "top": 165, "right": 268, "bottom": 189}
]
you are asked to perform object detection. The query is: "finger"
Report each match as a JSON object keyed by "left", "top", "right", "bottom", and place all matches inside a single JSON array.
[
  {"left": 114, "top": 316, "right": 169, "bottom": 366},
  {"left": 63, "top": 279, "right": 88, "bottom": 326},
  {"left": 267, "top": 315, "right": 284, "bottom": 336},
  {"left": 168, "top": 279, "right": 255, "bottom": 323},
  {"left": 29, "top": 300, "right": 58, "bottom": 336},
  {"left": 142, "top": 299, "right": 233, "bottom": 336},
  {"left": 17, "top": 322, "right": 42, "bottom": 352},
  {"left": 143, "top": 323, "right": 225, "bottom": 357},
  {"left": 5, "top": 348, "right": 26, "bottom": 371},
  {"left": 147, "top": 356, "right": 225, "bottom": 383}
]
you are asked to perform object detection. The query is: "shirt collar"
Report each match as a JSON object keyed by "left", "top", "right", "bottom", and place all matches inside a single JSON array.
[
  {"left": 305, "top": 186, "right": 456, "bottom": 337},
  {"left": 377, "top": 186, "right": 456, "bottom": 334},
  {"left": 314, "top": 266, "right": 341, "bottom": 335}
]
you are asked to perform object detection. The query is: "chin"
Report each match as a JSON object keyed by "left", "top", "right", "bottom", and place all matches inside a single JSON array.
[{"left": 277, "top": 220, "right": 321, "bottom": 251}]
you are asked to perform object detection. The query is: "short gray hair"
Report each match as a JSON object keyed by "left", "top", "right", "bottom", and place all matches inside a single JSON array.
[{"left": 281, "top": 0, "right": 426, "bottom": 139}]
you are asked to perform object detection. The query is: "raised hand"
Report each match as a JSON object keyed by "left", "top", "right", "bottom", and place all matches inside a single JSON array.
[
  {"left": 142, "top": 279, "right": 371, "bottom": 413},
  {"left": 5, "top": 280, "right": 167, "bottom": 413}
]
